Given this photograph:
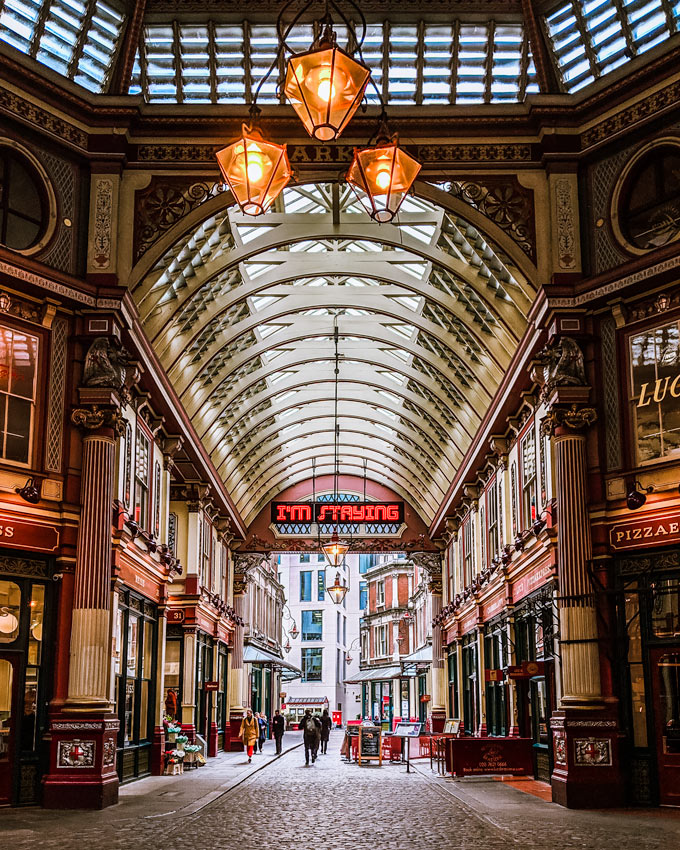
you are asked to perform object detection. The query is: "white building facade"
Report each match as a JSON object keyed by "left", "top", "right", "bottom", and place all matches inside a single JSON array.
[{"left": 277, "top": 552, "right": 361, "bottom": 726}]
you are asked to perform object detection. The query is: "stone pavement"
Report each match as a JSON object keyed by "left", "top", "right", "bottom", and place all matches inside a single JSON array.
[{"left": 2, "top": 731, "right": 680, "bottom": 850}]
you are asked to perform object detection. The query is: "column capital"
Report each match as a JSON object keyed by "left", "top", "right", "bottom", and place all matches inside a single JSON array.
[
  {"left": 71, "top": 404, "right": 126, "bottom": 437},
  {"left": 541, "top": 403, "right": 597, "bottom": 438}
]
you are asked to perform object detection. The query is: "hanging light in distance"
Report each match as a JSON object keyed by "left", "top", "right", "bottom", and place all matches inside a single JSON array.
[
  {"left": 215, "top": 112, "right": 292, "bottom": 216},
  {"left": 321, "top": 529, "right": 350, "bottom": 569},
  {"left": 289, "top": 622, "right": 299, "bottom": 639},
  {"left": 284, "top": 25, "right": 370, "bottom": 142},
  {"left": 347, "top": 127, "right": 422, "bottom": 223},
  {"left": 284, "top": 637, "right": 291, "bottom": 653},
  {"left": 327, "top": 571, "right": 349, "bottom": 605}
]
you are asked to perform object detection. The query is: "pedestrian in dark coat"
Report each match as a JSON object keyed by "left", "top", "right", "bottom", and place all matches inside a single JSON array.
[
  {"left": 320, "top": 709, "right": 332, "bottom": 754},
  {"left": 299, "top": 709, "right": 321, "bottom": 764},
  {"left": 256, "top": 712, "right": 267, "bottom": 752},
  {"left": 272, "top": 709, "right": 285, "bottom": 755}
]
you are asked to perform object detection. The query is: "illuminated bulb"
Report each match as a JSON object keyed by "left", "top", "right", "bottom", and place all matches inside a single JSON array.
[
  {"left": 247, "top": 156, "right": 264, "bottom": 184},
  {"left": 316, "top": 68, "right": 335, "bottom": 102},
  {"left": 375, "top": 168, "right": 391, "bottom": 191}
]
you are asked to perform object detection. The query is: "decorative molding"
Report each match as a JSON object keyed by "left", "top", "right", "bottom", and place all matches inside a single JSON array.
[
  {"left": 574, "top": 738, "right": 612, "bottom": 766},
  {"left": 445, "top": 177, "right": 536, "bottom": 262},
  {"left": 0, "top": 261, "right": 96, "bottom": 305},
  {"left": 45, "top": 316, "right": 68, "bottom": 472},
  {"left": 103, "top": 739, "right": 116, "bottom": 767},
  {"left": 541, "top": 404, "right": 597, "bottom": 437},
  {"left": 555, "top": 178, "right": 576, "bottom": 270},
  {"left": 91, "top": 178, "right": 114, "bottom": 270},
  {"left": 0, "top": 87, "right": 87, "bottom": 148},
  {"left": 554, "top": 734, "right": 567, "bottom": 766},
  {"left": 600, "top": 317, "right": 622, "bottom": 471},
  {"left": 57, "top": 739, "right": 95, "bottom": 768},
  {"left": 581, "top": 78, "right": 680, "bottom": 149},
  {"left": 0, "top": 291, "right": 41, "bottom": 323},
  {"left": 0, "top": 554, "right": 49, "bottom": 578},
  {"left": 71, "top": 405, "right": 126, "bottom": 436}
]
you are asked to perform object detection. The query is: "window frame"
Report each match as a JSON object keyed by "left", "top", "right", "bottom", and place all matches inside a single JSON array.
[
  {"left": 133, "top": 424, "right": 152, "bottom": 531},
  {"left": 0, "top": 320, "right": 42, "bottom": 469}
]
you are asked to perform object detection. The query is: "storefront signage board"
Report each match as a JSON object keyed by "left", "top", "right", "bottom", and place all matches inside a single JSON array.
[
  {"left": 204, "top": 681, "right": 219, "bottom": 692},
  {"left": 166, "top": 609, "right": 185, "bottom": 623},
  {"left": 358, "top": 726, "right": 382, "bottom": 765},
  {"left": 511, "top": 563, "right": 553, "bottom": 603},
  {"left": 446, "top": 737, "right": 533, "bottom": 776},
  {"left": 0, "top": 511, "right": 59, "bottom": 552},
  {"left": 609, "top": 514, "right": 680, "bottom": 550},
  {"left": 393, "top": 722, "right": 422, "bottom": 737},
  {"left": 271, "top": 501, "right": 404, "bottom": 525}
]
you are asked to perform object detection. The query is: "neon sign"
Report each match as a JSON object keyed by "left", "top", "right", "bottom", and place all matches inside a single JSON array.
[{"left": 271, "top": 501, "right": 404, "bottom": 525}]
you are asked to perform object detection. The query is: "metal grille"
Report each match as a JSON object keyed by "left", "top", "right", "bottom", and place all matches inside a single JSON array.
[{"left": 45, "top": 316, "right": 67, "bottom": 472}]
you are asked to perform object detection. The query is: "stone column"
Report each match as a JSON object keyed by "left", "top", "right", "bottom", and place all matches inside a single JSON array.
[
  {"left": 181, "top": 629, "right": 197, "bottom": 738},
  {"left": 43, "top": 401, "right": 124, "bottom": 810},
  {"left": 412, "top": 552, "right": 446, "bottom": 732},
  {"left": 542, "top": 390, "right": 623, "bottom": 808}
]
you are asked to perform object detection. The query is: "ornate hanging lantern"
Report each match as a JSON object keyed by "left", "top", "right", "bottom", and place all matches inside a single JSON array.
[
  {"left": 289, "top": 622, "right": 299, "bottom": 639},
  {"left": 284, "top": 24, "right": 370, "bottom": 141},
  {"left": 346, "top": 125, "right": 421, "bottom": 223},
  {"left": 284, "top": 638, "right": 291, "bottom": 653},
  {"left": 321, "top": 528, "right": 350, "bottom": 570},
  {"left": 326, "top": 571, "right": 349, "bottom": 605},
  {"left": 215, "top": 111, "right": 292, "bottom": 216}
]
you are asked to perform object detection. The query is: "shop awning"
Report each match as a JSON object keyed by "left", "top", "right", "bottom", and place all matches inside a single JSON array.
[
  {"left": 243, "top": 644, "right": 302, "bottom": 678},
  {"left": 400, "top": 645, "right": 432, "bottom": 676},
  {"left": 344, "top": 665, "right": 402, "bottom": 684},
  {"left": 287, "top": 697, "right": 328, "bottom": 706}
]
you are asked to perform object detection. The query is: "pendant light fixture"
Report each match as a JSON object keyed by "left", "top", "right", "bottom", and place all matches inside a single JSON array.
[
  {"left": 322, "top": 314, "right": 351, "bottom": 603},
  {"left": 284, "top": 22, "right": 369, "bottom": 141},
  {"left": 347, "top": 113, "right": 422, "bottom": 223},
  {"left": 216, "top": 106, "right": 292, "bottom": 216}
]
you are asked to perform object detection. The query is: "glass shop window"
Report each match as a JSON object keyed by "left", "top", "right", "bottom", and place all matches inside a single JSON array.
[
  {"left": 630, "top": 320, "right": 680, "bottom": 465},
  {"left": 317, "top": 570, "right": 325, "bottom": 601},
  {"left": 625, "top": 586, "right": 647, "bottom": 747},
  {"left": 301, "top": 609, "right": 323, "bottom": 641},
  {"left": 0, "top": 580, "right": 21, "bottom": 643},
  {"left": 521, "top": 428, "right": 538, "bottom": 527},
  {"left": 115, "top": 596, "right": 156, "bottom": 750},
  {"left": 134, "top": 429, "right": 150, "bottom": 529},
  {"left": 658, "top": 653, "right": 680, "bottom": 755},
  {"left": 163, "top": 639, "right": 181, "bottom": 721},
  {"left": 0, "top": 326, "right": 39, "bottom": 465},
  {"left": 650, "top": 579, "right": 680, "bottom": 639}
]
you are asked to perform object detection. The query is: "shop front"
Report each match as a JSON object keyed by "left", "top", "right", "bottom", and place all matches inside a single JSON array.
[
  {"left": 0, "top": 551, "right": 55, "bottom": 805},
  {"left": 616, "top": 547, "right": 680, "bottom": 806}
]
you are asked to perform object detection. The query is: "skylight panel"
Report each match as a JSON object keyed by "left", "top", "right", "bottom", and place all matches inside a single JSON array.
[
  {"left": 387, "top": 24, "right": 419, "bottom": 103},
  {"left": 0, "top": 0, "right": 40, "bottom": 53},
  {"left": 145, "top": 25, "right": 177, "bottom": 101},
  {"left": 422, "top": 24, "right": 453, "bottom": 103},
  {"left": 180, "top": 25, "right": 212, "bottom": 103},
  {"left": 360, "top": 22, "right": 383, "bottom": 103},
  {"left": 249, "top": 24, "right": 281, "bottom": 103},
  {"left": 456, "top": 25, "right": 487, "bottom": 104},
  {"left": 215, "top": 24, "right": 246, "bottom": 102}
]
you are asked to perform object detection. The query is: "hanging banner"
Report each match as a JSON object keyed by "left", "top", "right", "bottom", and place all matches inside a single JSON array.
[{"left": 271, "top": 501, "right": 404, "bottom": 525}]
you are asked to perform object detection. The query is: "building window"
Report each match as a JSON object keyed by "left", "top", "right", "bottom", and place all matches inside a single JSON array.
[
  {"left": 359, "top": 580, "right": 368, "bottom": 611},
  {"left": 343, "top": 616, "right": 347, "bottom": 646},
  {"left": 0, "top": 150, "right": 47, "bottom": 252},
  {"left": 201, "top": 514, "right": 213, "bottom": 589},
  {"left": 521, "top": 428, "right": 537, "bottom": 527},
  {"left": 301, "top": 647, "right": 323, "bottom": 681},
  {"left": 630, "top": 319, "right": 680, "bottom": 464},
  {"left": 301, "top": 609, "right": 323, "bottom": 641},
  {"left": 377, "top": 624, "right": 388, "bottom": 656},
  {"left": 134, "top": 429, "right": 150, "bottom": 529},
  {"left": 317, "top": 570, "right": 325, "bottom": 601},
  {"left": 618, "top": 144, "right": 680, "bottom": 251},
  {"left": 376, "top": 580, "right": 385, "bottom": 606},
  {"left": 486, "top": 479, "right": 499, "bottom": 565},
  {"left": 0, "top": 326, "right": 38, "bottom": 465},
  {"left": 462, "top": 514, "right": 474, "bottom": 587},
  {"left": 300, "top": 570, "right": 312, "bottom": 601},
  {"left": 299, "top": 553, "right": 310, "bottom": 563}
]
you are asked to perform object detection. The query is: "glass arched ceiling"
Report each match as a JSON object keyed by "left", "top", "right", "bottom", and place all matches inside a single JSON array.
[
  {"left": 131, "top": 183, "right": 535, "bottom": 526},
  {"left": 0, "top": 0, "right": 678, "bottom": 98}
]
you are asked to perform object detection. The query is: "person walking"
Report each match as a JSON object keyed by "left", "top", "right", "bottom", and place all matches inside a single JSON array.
[
  {"left": 272, "top": 709, "right": 285, "bottom": 755},
  {"left": 256, "top": 711, "right": 267, "bottom": 753},
  {"left": 239, "top": 708, "right": 259, "bottom": 764},
  {"left": 299, "top": 709, "right": 321, "bottom": 765},
  {"left": 320, "top": 708, "right": 332, "bottom": 754}
]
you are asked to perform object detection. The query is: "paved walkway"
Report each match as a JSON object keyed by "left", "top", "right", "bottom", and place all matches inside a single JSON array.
[{"left": 2, "top": 731, "right": 679, "bottom": 850}]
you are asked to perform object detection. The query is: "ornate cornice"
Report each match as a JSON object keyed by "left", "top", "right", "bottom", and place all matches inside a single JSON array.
[{"left": 71, "top": 405, "right": 126, "bottom": 436}]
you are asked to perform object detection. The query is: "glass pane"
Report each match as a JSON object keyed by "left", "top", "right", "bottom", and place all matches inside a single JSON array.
[
  {"left": 139, "top": 679, "right": 149, "bottom": 740},
  {"left": 659, "top": 653, "right": 680, "bottom": 754},
  {"left": 21, "top": 665, "right": 38, "bottom": 751},
  {"left": 0, "top": 580, "right": 21, "bottom": 643},
  {"left": 5, "top": 396, "right": 31, "bottom": 462},
  {"left": 113, "top": 607, "right": 123, "bottom": 676},
  {"left": 142, "top": 619, "right": 153, "bottom": 678},
  {"left": 301, "top": 609, "right": 323, "bottom": 641},
  {"left": 127, "top": 615, "right": 139, "bottom": 676},
  {"left": 0, "top": 658, "right": 13, "bottom": 760},
  {"left": 124, "top": 678, "right": 135, "bottom": 744},
  {"left": 651, "top": 579, "right": 680, "bottom": 638},
  {"left": 164, "top": 639, "right": 180, "bottom": 720},
  {"left": 28, "top": 583, "right": 44, "bottom": 665}
]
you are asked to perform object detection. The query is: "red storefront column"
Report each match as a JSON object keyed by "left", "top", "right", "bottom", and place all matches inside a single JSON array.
[
  {"left": 412, "top": 552, "right": 446, "bottom": 733},
  {"left": 543, "top": 395, "right": 624, "bottom": 808},
  {"left": 43, "top": 402, "right": 123, "bottom": 809}
]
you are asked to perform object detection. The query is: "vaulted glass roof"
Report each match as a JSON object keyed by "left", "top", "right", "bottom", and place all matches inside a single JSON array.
[
  {"left": 0, "top": 0, "right": 677, "bottom": 98},
  {"left": 131, "top": 182, "right": 535, "bottom": 525}
]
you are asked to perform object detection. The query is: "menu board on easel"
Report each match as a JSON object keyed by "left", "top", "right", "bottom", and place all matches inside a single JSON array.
[{"left": 358, "top": 726, "right": 382, "bottom": 765}]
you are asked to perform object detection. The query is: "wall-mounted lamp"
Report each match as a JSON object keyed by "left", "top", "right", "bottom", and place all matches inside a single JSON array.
[
  {"left": 15, "top": 477, "right": 40, "bottom": 504},
  {"left": 626, "top": 480, "right": 653, "bottom": 511}
]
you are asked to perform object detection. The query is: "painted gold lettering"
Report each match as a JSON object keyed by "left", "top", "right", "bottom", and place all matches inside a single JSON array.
[
  {"left": 615, "top": 531, "right": 625, "bottom": 542},
  {"left": 314, "top": 146, "right": 333, "bottom": 162},
  {"left": 671, "top": 374, "right": 680, "bottom": 398},
  {"left": 291, "top": 146, "right": 311, "bottom": 162},
  {"left": 637, "top": 382, "right": 652, "bottom": 407},
  {"left": 5, "top": 526, "right": 12, "bottom": 538},
  {"left": 670, "top": 523, "right": 679, "bottom": 533},
  {"left": 633, "top": 528, "right": 642, "bottom": 539},
  {"left": 653, "top": 376, "right": 670, "bottom": 403},
  {"left": 655, "top": 524, "right": 668, "bottom": 536},
  {"left": 643, "top": 526, "right": 653, "bottom": 537}
]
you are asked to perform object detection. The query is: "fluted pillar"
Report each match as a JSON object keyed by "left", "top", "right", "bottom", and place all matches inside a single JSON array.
[
  {"left": 412, "top": 551, "right": 446, "bottom": 732},
  {"left": 553, "top": 429, "right": 601, "bottom": 704},
  {"left": 66, "top": 429, "right": 116, "bottom": 708}
]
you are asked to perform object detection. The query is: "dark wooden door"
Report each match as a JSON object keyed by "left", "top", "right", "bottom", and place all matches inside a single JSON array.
[{"left": 650, "top": 647, "right": 680, "bottom": 805}]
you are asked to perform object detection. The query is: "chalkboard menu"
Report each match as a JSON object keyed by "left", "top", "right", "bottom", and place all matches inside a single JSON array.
[{"left": 358, "top": 726, "right": 382, "bottom": 765}]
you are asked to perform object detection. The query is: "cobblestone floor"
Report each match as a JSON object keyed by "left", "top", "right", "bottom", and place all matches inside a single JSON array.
[{"left": 2, "top": 732, "right": 680, "bottom": 850}]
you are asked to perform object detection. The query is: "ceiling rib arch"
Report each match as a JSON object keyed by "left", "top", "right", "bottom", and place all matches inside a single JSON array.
[{"left": 130, "top": 182, "right": 538, "bottom": 524}]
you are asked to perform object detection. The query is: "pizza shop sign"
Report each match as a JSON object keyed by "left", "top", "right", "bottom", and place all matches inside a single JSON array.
[{"left": 609, "top": 515, "right": 680, "bottom": 550}]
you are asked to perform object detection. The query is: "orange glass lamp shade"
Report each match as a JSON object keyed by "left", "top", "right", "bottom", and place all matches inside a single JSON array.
[
  {"left": 284, "top": 42, "right": 370, "bottom": 142},
  {"left": 347, "top": 140, "right": 421, "bottom": 223},
  {"left": 321, "top": 529, "right": 350, "bottom": 568},
  {"left": 215, "top": 125, "right": 292, "bottom": 216},
  {"left": 327, "top": 571, "right": 349, "bottom": 605}
]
